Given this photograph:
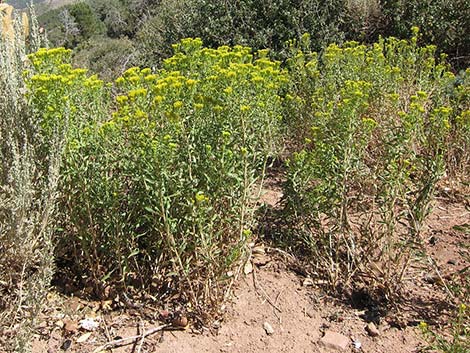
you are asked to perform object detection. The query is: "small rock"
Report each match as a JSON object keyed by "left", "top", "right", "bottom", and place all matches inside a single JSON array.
[
  {"left": 366, "top": 322, "right": 380, "bottom": 337},
  {"left": 60, "top": 339, "right": 72, "bottom": 351},
  {"left": 424, "top": 273, "right": 440, "bottom": 284},
  {"left": 319, "top": 331, "right": 350, "bottom": 351},
  {"left": 172, "top": 315, "right": 188, "bottom": 328},
  {"left": 352, "top": 340, "right": 362, "bottom": 350},
  {"left": 263, "top": 322, "right": 274, "bottom": 335},
  {"left": 37, "top": 321, "right": 48, "bottom": 329},
  {"left": 447, "top": 259, "right": 457, "bottom": 265}
]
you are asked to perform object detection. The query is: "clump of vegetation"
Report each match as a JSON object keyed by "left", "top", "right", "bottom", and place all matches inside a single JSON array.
[
  {"left": 0, "top": 6, "right": 57, "bottom": 352},
  {"left": 381, "top": 0, "right": 470, "bottom": 70},
  {"left": 282, "top": 29, "right": 470, "bottom": 301},
  {"left": 420, "top": 304, "right": 469, "bottom": 353},
  {"left": 48, "top": 39, "right": 286, "bottom": 311}
]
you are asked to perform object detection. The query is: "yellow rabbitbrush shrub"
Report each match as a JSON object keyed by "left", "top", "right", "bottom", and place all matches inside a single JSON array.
[
  {"left": 283, "top": 30, "right": 470, "bottom": 301},
  {"left": 54, "top": 39, "right": 286, "bottom": 313}
]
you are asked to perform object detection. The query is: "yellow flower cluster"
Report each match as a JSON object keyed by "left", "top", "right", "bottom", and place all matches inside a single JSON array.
[
  {"left": 111, "top": 38, "right": 287, "bottom": 134},
  {"left": 25, "top": 47, "right": 105, "bottom": 138}
]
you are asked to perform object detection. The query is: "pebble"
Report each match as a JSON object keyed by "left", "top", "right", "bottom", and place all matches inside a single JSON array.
[
  {"left": 366, "top": 322, "right": 380, "bottom": 337},
  {"left": 319, "top": 331, "right": 350, "bottom": 351},
  {"left": 263, "top": 322, "right": 274, "bottom": 335},
  {"left": 353, "top": 340, "right": 362, "bottom": 350}
]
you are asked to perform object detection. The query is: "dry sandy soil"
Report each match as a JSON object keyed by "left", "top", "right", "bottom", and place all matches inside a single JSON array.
[
  {"left": 31, "top": 262, "right": 426, "bottom": 353},
  {"left": 27, "top": 181, "right": 469, "bottom": 353}
]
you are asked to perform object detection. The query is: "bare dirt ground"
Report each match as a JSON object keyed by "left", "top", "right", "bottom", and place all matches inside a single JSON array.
[
  {"left": 29, "top": 180, "right": 469, "bottom": 353},
  {"left": 31, "top": 261, "right": 426, "bottom": 353}
]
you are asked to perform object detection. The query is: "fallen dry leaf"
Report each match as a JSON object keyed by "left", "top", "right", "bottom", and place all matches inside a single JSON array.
[
  {"left": 159, "top": 309, "right": 170, "bottom": 320},
  {"left": 69, "top": 297, "right": 82, "bottom": 312},
  {"left": 101, "top": 300, "right": 113, "bottom": 311},
  {"left": 63, "top": 319, "right": 78, "bottom": 333},
  {"left": 76, "top": 332, "right": 92, "bottom": 343},
  {"left": 252, "top": 254, "right": 270, "bottom": 266},
  {"left": 244, "top": 261, "right": 253, "bottom": 275}
]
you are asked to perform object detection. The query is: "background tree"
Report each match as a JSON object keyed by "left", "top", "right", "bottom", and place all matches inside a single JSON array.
[{"left": 59, "top": 8, "right": 79, "bottom": 46}]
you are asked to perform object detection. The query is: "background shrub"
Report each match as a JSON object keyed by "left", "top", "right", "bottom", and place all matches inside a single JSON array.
[
  {"left": 71, "top": 36, "right": 137, "bottom": 81},
  {"left": 380, "top": 0, "right": 470, "bottom": 70},
  {"left": 26, "top": 0, "right": 469, "bottom": 79},
  {"left": 37, "top": 2, "right": 105, "bottom": 48},
  {"left": 135, "top": 0, "right": 348, "bottom": 66}
]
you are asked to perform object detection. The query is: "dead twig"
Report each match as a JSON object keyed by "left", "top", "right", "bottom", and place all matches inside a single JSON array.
[
  {"left": 252, "top": 269, "right": 282, "bottom": 313},
  {"left": 92, "top": 323, "right": 170, "bottom": 353},
  {"left": 101, "top": 316, "right": 112, "bottom": 343},
  {"left": 265, "top": 246, "right": 297, "bottom": 263},
  {"left": 136, "top": 319, "right": 145, "bottom": 353},
  {"left": 427, "top": 256, "right": 455, "bottom": 300},
  {"left": 223, "top": 255, "right": 246, "bottom": 302},
  {"left": 273, "top": 289, "right": 284, "bottom": 323}
]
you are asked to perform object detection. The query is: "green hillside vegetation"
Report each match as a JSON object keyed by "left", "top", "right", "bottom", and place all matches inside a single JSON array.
[
  {"left": 1, "top": 3, "right": 469, "bottom": 352},
  {"left": 34, "top": 0, "right": 470, "bottom": 80},
  {"left": 7, "top": 0, "right": 77, "bottom": 13},
  {"left": 4, "top": 0, "right": 39, "bottom": 8}
]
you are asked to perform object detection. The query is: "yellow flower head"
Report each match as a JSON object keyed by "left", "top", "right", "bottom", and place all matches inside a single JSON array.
[
  {"left": 195, "top": 191, "right": 208, "bottom": 203},
  {"left": 173, "top": 100, "right": 184, "bottom": 109}
]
